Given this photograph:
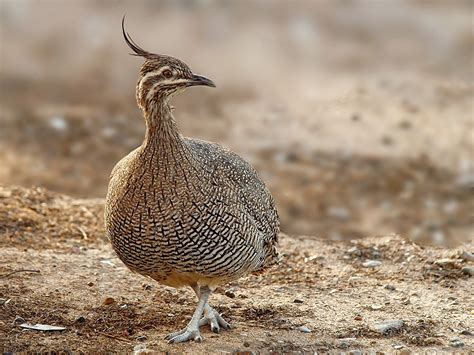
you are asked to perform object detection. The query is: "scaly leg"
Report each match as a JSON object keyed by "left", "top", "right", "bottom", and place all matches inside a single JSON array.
[
  {"left": 165, "top": 285, "right": 211, "bottom": 343},
  {"left": 191, "top": 284, "right": 232, "bottom": 333}
]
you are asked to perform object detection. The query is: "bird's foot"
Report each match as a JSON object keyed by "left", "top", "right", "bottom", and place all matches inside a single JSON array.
[
  {"left": 165, "top": 326, "right": 202, "bottom": 344},
  {"left": 198, "top": 305, "right": 232, "bottom": 333}
]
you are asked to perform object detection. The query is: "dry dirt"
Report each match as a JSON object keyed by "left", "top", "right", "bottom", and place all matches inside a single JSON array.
[{"left": 1, "top": 186, "right": 473, "bottom": 353}]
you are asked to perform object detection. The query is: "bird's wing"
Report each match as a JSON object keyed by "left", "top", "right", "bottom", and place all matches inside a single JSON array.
[{"left": 184, "top": 138, "right": 280, "bottom": 243}]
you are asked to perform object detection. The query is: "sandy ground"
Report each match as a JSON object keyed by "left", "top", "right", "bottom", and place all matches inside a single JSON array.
[{"left": 1, "top": 186, "right": 473, "bottom": 353}]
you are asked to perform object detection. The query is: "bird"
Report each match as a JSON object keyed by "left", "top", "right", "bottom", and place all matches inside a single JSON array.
[{"left": 104, "top": 17, "right": 280, "bottom": 344}]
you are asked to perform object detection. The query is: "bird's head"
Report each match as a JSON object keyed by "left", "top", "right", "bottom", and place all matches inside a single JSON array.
[{"left": 122, "top": 17, "right": 215, "bottom": 111}]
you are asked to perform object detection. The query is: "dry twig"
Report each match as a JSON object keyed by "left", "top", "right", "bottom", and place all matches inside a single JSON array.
[{"left": 0, "top": 269, "right": 40, "bottom": 279}]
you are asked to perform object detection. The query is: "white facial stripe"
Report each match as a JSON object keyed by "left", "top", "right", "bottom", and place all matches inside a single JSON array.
[
  {"left": 138, "top": 66, "right": 171, "bottom": 90},
  {"left": 144, "top": 78, "right": 190, "bottom": 101},
  {"left": 140, "top": 68, "right": 192, "bottom": 104},
  {"left": 159, "top": 78, "right": 190, "bottom": 86},
  {"left": 146, "top": 82, "right": 160, "bottom": 101}
]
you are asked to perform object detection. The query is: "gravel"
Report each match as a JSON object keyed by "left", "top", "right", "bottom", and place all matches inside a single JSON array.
[
  {"left": 460, "top": 251, "right": 474, "bottom": 261},
  {"left": 327, "top": 206, "right": 351, "bottom": 221},
  {"left": 450, "top": 339, "right": 464, "bottom": 348},
  {"left": 225, "top": 290, "right": 236, "bottom": 298},
  {"left": 75, "top": 316, "right": 86, "bottom": 323},
  {"left": 434, "top": 258, "right": 459, "bottom": 266},
  {"left": 103, "top": 297, "right": 115, "bottom": 305},
  {"left": 297, "top": 326, "right": 312, "bottom": 333},
  {"left": 338, "top": 337, "right": 356, "bottom": 348},
  {"left": 461, "top": 266, "right": 474, "bottom": 276},
  {"left": 371, "top": 320, "right": 404, "bottom": 335},
  {"left": 133, "top": 344, "right": 147, "bottom": 354},
  {"left": 363, "top": 260, "right": 382, "bottom": 268}
]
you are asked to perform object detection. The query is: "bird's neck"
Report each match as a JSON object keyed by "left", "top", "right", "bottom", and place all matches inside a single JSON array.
[
  {"left": 139, "top": 100, "right": 198, "bottom": 184},
  {"left": 142, "top": 100, "right": 185, "bottom": 153}
]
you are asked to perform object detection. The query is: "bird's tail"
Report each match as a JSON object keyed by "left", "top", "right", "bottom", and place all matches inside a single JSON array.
[{"left": 252, "top": 240, "right": 281, "bottom": 275}]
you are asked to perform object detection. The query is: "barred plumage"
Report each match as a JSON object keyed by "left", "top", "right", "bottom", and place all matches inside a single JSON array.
[{"left": 104, "top": 18, "right": 280, "bottom": 343}]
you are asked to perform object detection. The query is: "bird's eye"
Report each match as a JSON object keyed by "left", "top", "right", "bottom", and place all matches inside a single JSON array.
[{"left": 163, "top": 69, "right": 172, "bottom": 78}]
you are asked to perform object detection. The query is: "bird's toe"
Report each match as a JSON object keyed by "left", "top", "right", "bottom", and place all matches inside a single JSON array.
[
  {"left": 164, "top": 328, "right": 185, "bottom": 341},
  {"left": 167, "top": 328, "right": 202, "bottom": 344},
  {"left": 215, "top": 312, "right": 231, "bottom": 330},
  {"left": 198, "top": 306, "right": 232, "bottom": 333}
]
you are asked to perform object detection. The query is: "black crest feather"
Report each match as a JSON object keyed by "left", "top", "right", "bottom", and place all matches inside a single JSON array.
[{"left": 122, "top": 15, "right": 158, "bottom": 59}]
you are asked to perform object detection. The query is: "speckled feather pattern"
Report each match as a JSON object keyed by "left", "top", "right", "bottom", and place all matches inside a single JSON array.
[{"left": 105, "top": 56, "right": 279, "bottom": 289}]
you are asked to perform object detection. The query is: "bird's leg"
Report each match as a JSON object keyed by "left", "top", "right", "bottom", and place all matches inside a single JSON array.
[
  {"left": 191, "top": 284, "right": 232, "bottom": 333},
  {"left": 166, "top": 285, "right": 211, "bottom": 343}
]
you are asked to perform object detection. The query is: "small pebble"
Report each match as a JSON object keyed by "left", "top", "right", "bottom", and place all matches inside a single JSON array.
[
  {"left": 369, "top": 304, "right": 383, "bottom": 310},
  {"left": 297, "top": 326, "right": 311, "bottom": 333},
  {"left": 103, "top": 297, "right": 115, "bottom": 305},
  {"left": 136, "top": 335, "right": 147, "bottom": 341},
  {"left": 354, "top": 315, "right": 363, "bottom": 321},
  {"left": 87, "top": 282, "right": 94, "bottom": 287},
  {"left": 434, "top": 258, "right": 458, "bottom": 266},
  {"left": 372, "top": 319, "right": 404, "bottom": 335},
  {"left": 462, "top": 266, "right": 474, "bottom": 276},
  {"left": 49, "top": 116, "right": 68, "bottom": 131},
  {"left": 460, "top": 251, "right": 474, "bottom": 262},
  {"left": 338, "top": 337, "right": 356, "bottom": 348},
  {"left": 235, "top": 351, "right": 256, "bottom": 355},
  {"left": 102, "top": 126, "right": 117, "bottom": 138},
  {"left": 75, "top": 316, "right": 86, "bottom": 323},
  {"left": 225, "top": 290, "right": 236, "bottom": 299},
  {"left": 347, "top": 246, "right": 359, "bottom": 254},
  {"left": 450, "top": 339, "right": 464, "bottom": 348},
  {"left": 293, "top": 299, "right": 304, "bottom": 304},
  {"left": 461, "top": 330, "right": 473, "bottom": 336},
  {"left": 384, "top": 284, "right": 396, "bottom": 291},
  {"left": 362, "top": 260, "right": 382, "bottom": 268},
  {"left": 100, "top": 259, "right": 115, "bottom": 267},
  {"left": 423, "top": 337, "right": 439, "bottom": 345},
  {"left": 133, "top": 343, "right": 147, "bottom": 354},
  {"left": 243, "top": 341, "right": 250, "bottom": 347},
  {"left": 327, "top": 206, "right": 351, "bottom": 221},
  {"left": 393, "top": 345, "right": 404, "bottom": 349}
]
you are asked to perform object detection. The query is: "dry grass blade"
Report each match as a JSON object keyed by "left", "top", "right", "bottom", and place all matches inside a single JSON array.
[{"left": 0, "top": 269, "right": 40, "bottom": 279}]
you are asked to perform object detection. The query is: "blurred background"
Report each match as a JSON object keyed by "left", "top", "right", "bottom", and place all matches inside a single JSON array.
[{"left": 0, "top": 0, "right": 472, "bottom": 246}]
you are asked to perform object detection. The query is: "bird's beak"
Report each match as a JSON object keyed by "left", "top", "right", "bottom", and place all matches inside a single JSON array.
[{"left": 189, "top": 74, "right": 216, "bottom": 88}]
